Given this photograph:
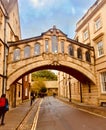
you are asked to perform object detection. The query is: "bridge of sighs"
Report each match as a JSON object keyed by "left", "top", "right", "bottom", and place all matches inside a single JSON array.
[{"left": 7, "top": 26, "right": 95, "bottom": 89}]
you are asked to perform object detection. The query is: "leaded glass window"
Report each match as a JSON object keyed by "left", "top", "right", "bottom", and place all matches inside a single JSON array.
[
  {"left": 34, "top": 43, "right": 40, "bottom": 55},
  {"left": 77, "top": 48, "right": 82, "bottom": 59},
  {"left": 85, "top": 51, "right": 91, "bottom": 62},
  {"left": 24, "top": 46, "right": 30, "bottom": 58},
  {"left": 45, "top": 40, "right": 49, "bottom": 52},
  {"left": 61, "top": 41, "right": 64, "bottom": 53},
  {"left": 51, "top": 35, "right": 58, "bottom": 53},
  {"left": 13, "top": 48, "right": 20, "bottom": 61},
  {"left": 68, "top": 45, "right": 74, "bottom": 56}
]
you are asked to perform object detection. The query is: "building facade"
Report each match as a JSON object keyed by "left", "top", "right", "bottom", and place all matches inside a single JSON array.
[
  {"left": 44, "top": 81, "right": 58, "bottom": 96},
  {"left": 58, "top": 0, "right": 106, "bottom": 106},
  {"left": 0, "top": 0, "right": 30, "bottom": 107}
]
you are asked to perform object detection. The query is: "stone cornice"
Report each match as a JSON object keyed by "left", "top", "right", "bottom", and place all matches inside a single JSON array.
[
  {"left": 93, "top": 32, "right": 104, "bottom": 41},
  {"left": 8, "top": 36, "right": 42, "bottom": 46},
  {"left": 76, "top": 0, "right": 106, "bottom": 32},
  {"left": 67, "top": 38, "right": 94, "bottom": 51}
]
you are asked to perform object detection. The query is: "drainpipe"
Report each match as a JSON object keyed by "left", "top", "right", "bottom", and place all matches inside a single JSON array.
[
  {"left": 80, "top": 82, "right": 82, "bottom": 103},
  {"left": 68, "top": 76, "right": 71, "bottom": 102},
  {"left": 2, "top": 15, "right": 9, "bottom": 94}
]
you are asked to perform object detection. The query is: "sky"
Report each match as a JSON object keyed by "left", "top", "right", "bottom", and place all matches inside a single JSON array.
[{"left": 18, "top": 0, "right": 97, "bottom": 39}]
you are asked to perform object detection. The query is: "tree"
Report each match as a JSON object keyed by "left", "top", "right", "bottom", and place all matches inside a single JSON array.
[
  {"left": 40, "top": 86, "right": 47, "bottom": 93},
  {"left": 32, "top": 70, "right": 57, "bottom": 81},
  {"left": 31, "top": 79, "right": 47, "bottom": 97}
]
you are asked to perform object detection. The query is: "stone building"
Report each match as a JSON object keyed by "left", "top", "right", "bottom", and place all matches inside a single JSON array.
[
  {"left": 0, "top": 0, "right": 30, "bottom": 107},
  {"left": 44, "top": 81, "right": 58, "bottom": 96},
  {"left": 58, "top": 0, "right": 106, "bottom": 106}
]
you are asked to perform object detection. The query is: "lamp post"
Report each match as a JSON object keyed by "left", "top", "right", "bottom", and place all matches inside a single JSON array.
[{"left": 68, "top": 76, "right": 71, "bottom": 102}]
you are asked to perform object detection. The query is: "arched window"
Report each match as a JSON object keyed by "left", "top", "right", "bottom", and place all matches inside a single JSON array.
[
  {"left": 77, "top": 48, "right": 82, "bottom": 59},
  {"left": 45, "top": 40, "right": 49, "bottom": 52},
  {"left": 34, "top": 43, "right": 40, "bottom": 55},
  {"left": 85, "top": 51, "right": 91, "bottom": 62},
  {"left": 61, "top": 41, "right": 64, "bottom": 53},
  {"left": 68, "top": 44, "right": 74, "bottom": 56},
  {"left": 13, "top": 48, "right": 20, "bottom": 61},
  {"left": 51, "top": 35, "right": 58, "bottom": 53},
  {"left": 24, "top": 45, "right": 30, "bottom": 58}
]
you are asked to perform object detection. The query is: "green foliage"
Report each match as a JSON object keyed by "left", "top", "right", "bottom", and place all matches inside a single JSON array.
[
  {"left": 39, "top": 86, "right": 47, "bottom": 93},
  {"left": 32, "top": 70, "right": 57, "bottom": 81},
  {"left": 31, "top": 79, "right": 45, "bottom": 92},
  {"left": 31, "top": 79, "right": 47, "bottom": 95}
]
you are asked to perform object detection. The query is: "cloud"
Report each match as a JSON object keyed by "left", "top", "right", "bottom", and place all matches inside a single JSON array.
[
  {"left": 30, "top": 0, "right": 56, "bottom": 9},
  {"left": 19, "top": 0, "right": 97, "bottom": 39}
]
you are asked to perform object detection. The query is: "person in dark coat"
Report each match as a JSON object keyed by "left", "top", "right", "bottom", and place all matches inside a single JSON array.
[{"left": 0, "top": 94, "right": 9, "bottom": 125}]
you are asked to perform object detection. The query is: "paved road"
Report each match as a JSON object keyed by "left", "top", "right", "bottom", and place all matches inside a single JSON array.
[{"left": 36, "top": 96, "right": 106, "bottom": 130}]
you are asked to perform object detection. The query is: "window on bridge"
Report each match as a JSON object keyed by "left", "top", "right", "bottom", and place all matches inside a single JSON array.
[
  {"left": 34, "top": 43, "right": 40, "bottom": 56},
  {"left": 68, "top": 44, "right": 74, "bottom": 56},
  {"left": 45, "top": 39, "right": 49, "bottom": 52},
  {"left": 61, "top": 41, "right": 64, "bottom": 53},
  {"left": 51, "top": 35, "right": 58, "bottom": 53},
  {"left": 85, "top": 51, "right": 91, "bottom": 63},
  {"left": 77, "top": 48, "right": 82, "bottom": 60},
  {"left": 101, "top": 72, "right": 106, "bottom": 93},
  {"left": 24, "top": 45, "right": 30, "bottom": 58},
  {"left": 13, "top": 48, "right": 20, "bottom": 61}
]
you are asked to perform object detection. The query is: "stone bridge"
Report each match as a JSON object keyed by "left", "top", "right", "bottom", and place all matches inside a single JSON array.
[{"left": 7, "top": 26, "right": 95, "bottom": 88}]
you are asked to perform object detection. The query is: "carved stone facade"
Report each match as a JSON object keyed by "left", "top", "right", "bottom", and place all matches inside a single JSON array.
[
  {"left": 0, "top": 0, "right": 30, "bottom": 107},
  {"left": 7, "top": 26, "right": 95, "bottom": 91},
  {"left": 58, "top": 0, "right": 106, "bottom": 106},
  {"left": 1, "top": 0, "right": 106, "bottom": 107}
]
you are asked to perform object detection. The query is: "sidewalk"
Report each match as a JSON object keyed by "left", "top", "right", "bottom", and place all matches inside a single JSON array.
[
  {"left": 0, "top": 98, "right": 41, "bottom": 130},
  {"left": 58, "top": 97, "right": 106, "bottom": 118}
]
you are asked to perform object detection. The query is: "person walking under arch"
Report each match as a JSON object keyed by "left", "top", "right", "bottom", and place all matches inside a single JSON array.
[{"left": 0, "top": 94, "right": 9, "bottom": 125}]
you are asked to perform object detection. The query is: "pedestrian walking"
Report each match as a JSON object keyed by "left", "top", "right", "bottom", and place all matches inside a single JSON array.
[
  {"left": 30, "top": 92, "right": 35, "bottom": 106},
  {"left": 0, "top": 94, "right": 9, "bottom": 125}
]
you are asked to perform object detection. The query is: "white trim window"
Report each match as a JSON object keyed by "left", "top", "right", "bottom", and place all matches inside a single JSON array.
[
  {"left": 100, "top": 72, "right": 106, "bottom": 93},
  {"left": 83, "top": 30, "right": 88, "bottom": 41},
  {"left": 94, "top": 17, "right": 101, "bottom": 31},
  {"left": 97, "top": 41, "right": 104, "bottom": 57}
]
